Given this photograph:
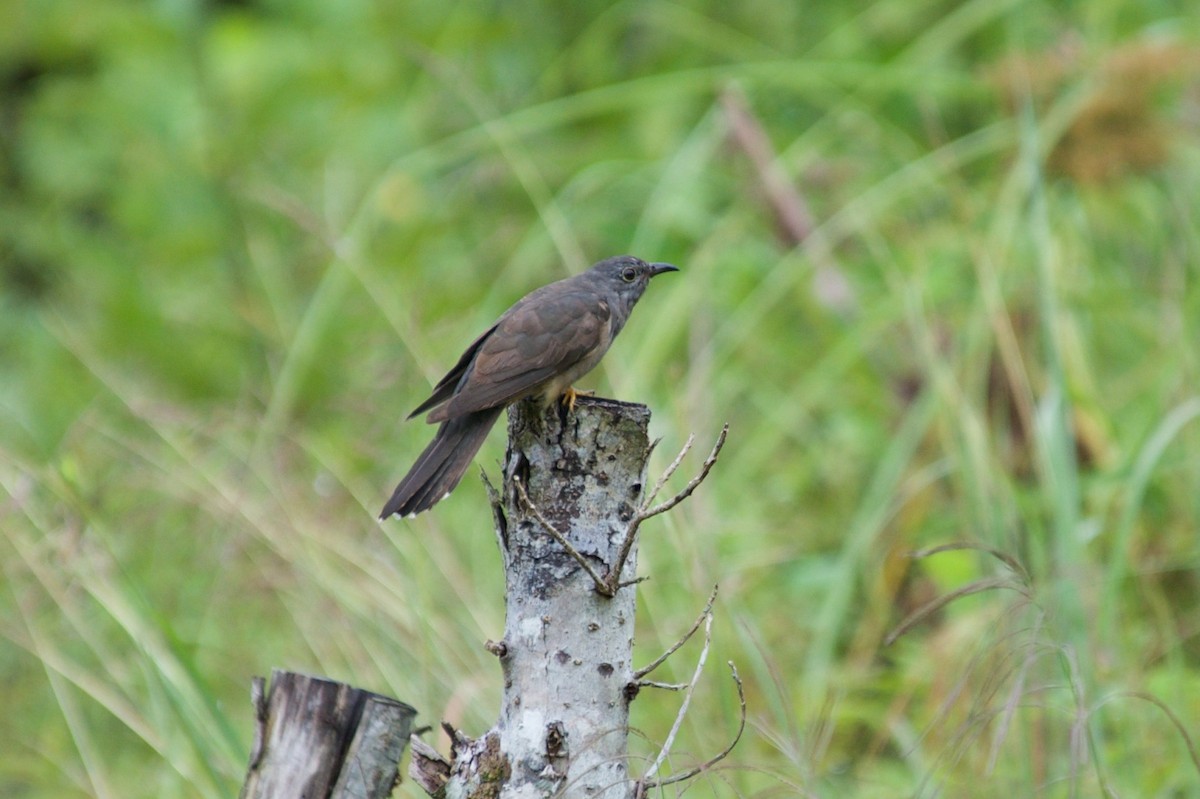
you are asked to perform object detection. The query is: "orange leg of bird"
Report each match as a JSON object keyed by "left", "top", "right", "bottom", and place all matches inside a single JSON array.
[{"left": 559, "top": 387, "right": 595, "bottom": 412}]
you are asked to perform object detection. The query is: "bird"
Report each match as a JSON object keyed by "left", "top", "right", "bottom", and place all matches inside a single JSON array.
[{"left": 379, "top": 255, "right": 679, "bottom": 519}]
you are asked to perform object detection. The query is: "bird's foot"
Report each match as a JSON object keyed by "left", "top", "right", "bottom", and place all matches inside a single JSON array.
[{"left": 559, "top": 386, "right": 594, "bottom": 413}]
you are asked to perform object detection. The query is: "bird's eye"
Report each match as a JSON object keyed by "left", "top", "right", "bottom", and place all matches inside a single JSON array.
[{"left": 621, "top": 267, "right": 637, "bottom": 283}]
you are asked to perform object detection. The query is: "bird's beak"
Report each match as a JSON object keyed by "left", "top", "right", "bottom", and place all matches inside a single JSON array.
[{"left": 648, "top": 262, "right": 680, "bottom": 277}]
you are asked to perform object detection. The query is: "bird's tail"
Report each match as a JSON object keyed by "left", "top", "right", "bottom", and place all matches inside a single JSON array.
[{"left": 379, "top": 407, "right": 504, "bottom": 519}]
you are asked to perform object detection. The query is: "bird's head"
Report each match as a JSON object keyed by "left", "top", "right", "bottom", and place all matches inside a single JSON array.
[
  {"left": 589, "top": 255, "right": 679, "bottom": 337},
  {"left": 592, "top": 255, "right": 679, "bottom": 304}
]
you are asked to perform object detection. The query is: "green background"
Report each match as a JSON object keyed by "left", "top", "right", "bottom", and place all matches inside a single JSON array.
[{"left": 3, "top": 0, "right": 1200, "bottom": 796}]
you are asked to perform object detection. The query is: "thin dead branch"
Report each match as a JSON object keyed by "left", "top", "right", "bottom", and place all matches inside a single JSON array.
[
  {"left": 639, "top": 425, "right": 729, "bottom": 521},
  {"left": 636, "top": 680, "right": 687, "bottom": 691},
  {"left": 606, "top": 425, "right": 728, "bottom": 595},
  {"left": 644, "top": 433, "right": 694, "bottom": 507},
  {"left": 636, "top": 661, "right": 747, "bottom": 797},
  {"left": 634, "top": 584, "right": 719, "bottom": 679},
  {"left": 481, "top": 467, "right": 506, "bottom": 553},
  {"left": 640, "top": 612, "right": 714, "bottom": 784}
]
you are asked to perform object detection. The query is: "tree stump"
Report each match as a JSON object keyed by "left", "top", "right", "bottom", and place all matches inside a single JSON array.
[
  {"left": 419, "top": 396, "right": 651, "bottom": 799},
  {"left": 240, "top": 669, "right": 416, "bottom": 799}
]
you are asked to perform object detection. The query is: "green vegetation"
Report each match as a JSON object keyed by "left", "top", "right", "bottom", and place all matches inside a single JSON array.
[{"left": 3, "top": 1, "right": 1200, "bottom": 796}]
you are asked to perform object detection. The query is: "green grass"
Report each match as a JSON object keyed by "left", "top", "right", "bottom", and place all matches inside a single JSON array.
[{"left": 3, "top": 0, "right": 1200, "bottom": 796}]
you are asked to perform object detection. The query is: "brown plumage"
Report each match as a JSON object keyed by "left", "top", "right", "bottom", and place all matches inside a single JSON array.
[{"left": 380, "top": 256, "right": 678, "bottom": 519}]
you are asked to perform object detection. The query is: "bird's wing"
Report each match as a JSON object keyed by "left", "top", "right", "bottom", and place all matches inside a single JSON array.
[
  {"left": 407, "top": 323, "right": 500, "bottom": 419},
  {"left": 432, "top": 290, "right": 610, "bottom": 420}
]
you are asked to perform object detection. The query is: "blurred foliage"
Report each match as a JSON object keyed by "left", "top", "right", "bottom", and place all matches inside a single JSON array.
[{"left": 3, "top": 0, "right": 1200, "bottom": 797}]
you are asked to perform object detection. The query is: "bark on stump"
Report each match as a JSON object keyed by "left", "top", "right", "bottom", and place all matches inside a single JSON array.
[{"left": 431, "top": 396, "right": 650, "bottom": 799}]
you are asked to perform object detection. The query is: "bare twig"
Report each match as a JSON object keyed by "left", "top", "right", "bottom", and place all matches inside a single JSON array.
[
  {"left": 606, "top": 528, "right": 640, "bottom": 597},
  {"left": 636, "top": 660, "right": 747, "bottom": 797},
  {"left": 639, "top": 612, "right": 714, "bottom": 783},
  {"left": 481, "top": 467, "right": 507, "bottom": 553},
  {"left": 636, "top": 680, "right": 688, "bottom": 691},
  {"left": 634, "top": 584, "right": 719, "bottom": 679},
  {"left": 513, "top": 476, "right": 611, "bottom": 595},
  {"left": 606, "top": 425, "right": 729, "bottom": 594},
  {"left": 639, "top": 424, "right": 729, "bottom": 521},
  {"left": 644, "top": 433, "right": 694, "bottom": 507},
  {"left": 442, "top": 720, "right": 472, "bottom": 752}
]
